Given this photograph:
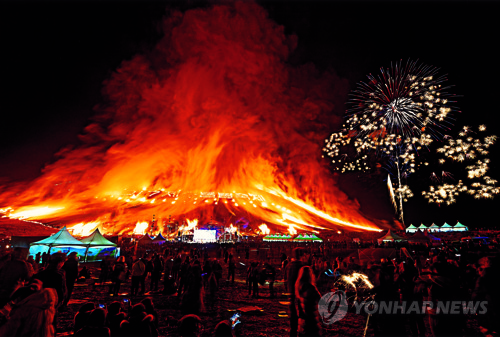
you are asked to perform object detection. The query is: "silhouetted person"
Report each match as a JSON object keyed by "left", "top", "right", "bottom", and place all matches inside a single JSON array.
[
  {"left": 131, "top": 257, "right": 145, "bottom": 296},
  {"left": 295, "top": 266, "right": 321, "bottom": 337},
  {"left": 33, "top": 253, "right": 67, "bottom": 309},
  {"left": 227, "top": 255, "right": 235, "bottom": 284},
  {"left": 110, "top": 256, "right": 127, "bottom": 296},
  {"left": 0, "top": 247, "right": 33, "bottom": 307},
  {"left": 288, "top": 248, "right": 305, "bottom": 337},
  {"left": 62, "top": 252, "right": 79, "bottom": 307}
]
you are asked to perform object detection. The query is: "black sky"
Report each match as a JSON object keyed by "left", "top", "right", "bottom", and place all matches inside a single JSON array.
[{"left": 1, "top": 0, "right": 499, "bottom": 229}]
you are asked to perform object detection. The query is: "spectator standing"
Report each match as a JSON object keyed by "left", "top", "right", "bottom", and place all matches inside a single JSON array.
[
  {"left": 0, "top": 247, "right": 33, "bottom": 307},
  {"left": 62, "top": 252, "right": 79, "bottom": 308},
  {"left": 33, "top": 253, "right": 67, "bottom": 309},
  {"left": 110, "top": 256, "right": 127, "bottom": 296},
  {"left": 181, "top": 263, "right": 204, "bottom": 315},
  {"left": 264, "top": 262, "right": 276, "bottom": 298},
  {"left": 248, "top": 262, "right": 260, "bottom": 298},
  {"left": 131, "top": 257, "right": 146, "bottom": 296},
  {"left": 295, "top": 266, "right": 322, "bottom": 337},
  {"left": 227, "top": 255, "right": 235, "bottom": 284},
  {"left": 151, "top": 254, "right": 163, "bottom": 292},
  {"left": 288, "top": 248, "right": 305, "bottom": 337},
  {"left": 144, "top": 255, "right": 154, "bottom": 293},
  {"left": 100, "top": 257, "right": 110, "bottom": 284}
]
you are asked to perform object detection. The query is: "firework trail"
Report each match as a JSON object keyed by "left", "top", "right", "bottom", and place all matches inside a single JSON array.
[
  {"left": 387, "top": 174, "right": 397, "bottom": 211},
  {"left": 340, "top": 272, "right": 374, "bottom": 291}
]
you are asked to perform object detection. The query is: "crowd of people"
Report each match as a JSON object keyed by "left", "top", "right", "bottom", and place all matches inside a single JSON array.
[{"left": 0, "top": 231, "right": 498, "bottom": 336}]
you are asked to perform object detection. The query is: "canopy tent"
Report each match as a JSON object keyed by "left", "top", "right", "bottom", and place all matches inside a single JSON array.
[
  {"left": 405, "top": 224, "right": 418, "bottom": 233},
  {"left": 80, "top": 228, "right": 117, "bottom": 247},
  {"left": 408, "top": 230, "right": 431, "bottom": 243},
  {"left": 439, "top": 222, "right": 453, "bottom": 232},
  {"left": 29, "top": 226, "right": 87, "bottom": 257},
  {"left": 137, "top": 234, "right": 154, "bottom": 245},
  {"left": 152, "top": 232, "right": 167, "bottom": 244},
  {"left": 31, "top": 226, "right": 85, "bottom": 247},
  {"left": 293, "top": 234, "right": 323, "bottom": 242},
  {"left": 453, "top": 222, "right": 468, "bottom": 232},
  {"left": 378, "top": 230, "right": 407, "bottom": 242},
  {"left": 263, "top": 234, "right": 279, "bottom": 242},
  {"left": 263, "top": 234, "right": 293, "bottom": 242},
  {"left": 79, "top": 228, "right": 118, "bottom": 262},
  {"left": 428, "top": 223, "right": 440, "bottom": 232},
  {"left": 417, "top": 224, "right": 428, "bottom": 231}
]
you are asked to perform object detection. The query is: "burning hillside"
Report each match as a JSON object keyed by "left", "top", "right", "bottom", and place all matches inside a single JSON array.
[{"left": 0, "top": 2, "right": 382, "bottom": 236}]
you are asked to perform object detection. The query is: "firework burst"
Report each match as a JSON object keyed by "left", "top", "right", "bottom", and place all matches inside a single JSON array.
[
  {"left": 324, "top": 60, "right": 457, "bottom": 222},
  {"left": 324, "top": 60, "right": 456, "bottom": 170},
  {"left": 423, "top": 125, "right": 498, "bottom": 204}
]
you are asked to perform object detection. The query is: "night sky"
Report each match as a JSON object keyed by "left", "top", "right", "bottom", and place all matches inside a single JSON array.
[{"left": 1, "top": 0, "right": 499, "bottom": 230}]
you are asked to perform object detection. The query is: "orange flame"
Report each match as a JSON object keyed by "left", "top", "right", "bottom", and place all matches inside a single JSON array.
[
  {"left": 186, "top": 218, "right": 198, "bottom": 231},
  {"left": 259, "top": 224, "right": 270, "bottom": 235},
  {"left": 0, "top": 3, "right": 386, "bottom": 235},
  {"left": 227, "top": 223, "right": 237, "bottom": 233},
  {"left": 71, "top": 221, "right": 100, "bottom": 237},
  {"left": 133, "top": 221, "right": 149, "bottom": 235},
  {"left": 8, "top": 206, "right": 64, "bottom": 220}
]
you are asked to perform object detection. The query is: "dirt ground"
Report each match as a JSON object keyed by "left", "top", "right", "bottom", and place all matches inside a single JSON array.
[{"left": 57, "top": 263, "right": 482, "bottom": 337}]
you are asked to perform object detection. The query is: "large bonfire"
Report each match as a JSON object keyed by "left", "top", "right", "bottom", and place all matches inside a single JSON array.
[{"left": 0, "top": 3, "right": 383, "bottom": 236}]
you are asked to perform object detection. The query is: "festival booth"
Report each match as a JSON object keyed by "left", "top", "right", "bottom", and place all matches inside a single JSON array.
[
  {"left": 417, "top": 224, "right": 428, "bottom": 232},
  {"left": 151, "top": 232, "right": 167, "bottom": 244},
  {"left": 407, "top": 230, "right": 431, "bottom": 244},
  {"left": 405, "top": 224, "right": 418, "bottom": 233},
  {"left": 137, "top": 234, "right": 154, "bottom": 245},
  {"left": 453, "top": 222, "right": 468, "bottom": 232},
  {"left": 79, "top": 228, "right": 119, "bottom": 262},
  {"left": 293, "top": 234, "right": 323, "bottom": 243},
  {"left": 263, "top": 234, "right": 293, "bottom": 242},
  {"left": 29, "top": 226, "right": 87, "bottom": 257},
  {"left": 378, "top": 230, "right": 406, "bottom": 243},
  {"left": 440, "top": 222, "right": 453, "bottom": 232},
  {"left": 428, "top": 223, "right": 440, "bottom": 232}
]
